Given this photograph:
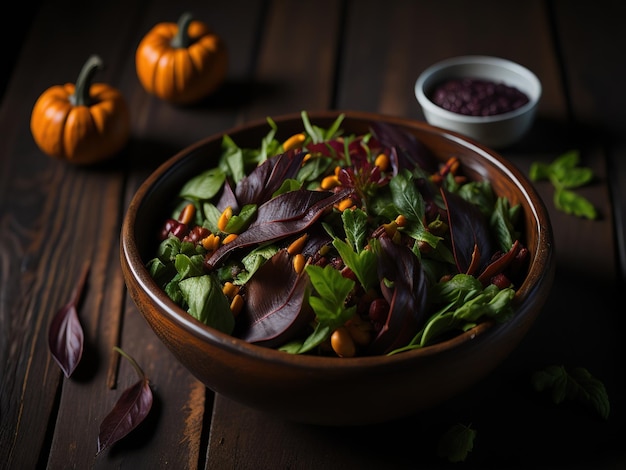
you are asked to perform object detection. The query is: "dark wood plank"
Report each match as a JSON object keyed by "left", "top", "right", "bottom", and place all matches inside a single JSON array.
[
  {"left": 2, "top": 0, "right": 624, "bottom": 468},
  {"left": 42, "top": 1, "right": 267, "bottom": 469},
  {"left": 205, "top": 1, "right": 625, "bottom": 468},
  {"left": 0, "top": 0, "right": 264, "bottom": 468},
  {"left": 0, "top": 0, "right": 144, "bottom": 463},
  {"left": 338, "top": 0, "right": 564, "bottom": 120},
  {"left": 551, "top": 0, "right": 626, "bottom": 284},
  {"left": 240, "top": 0, "right": 344, "bottom": 121}
]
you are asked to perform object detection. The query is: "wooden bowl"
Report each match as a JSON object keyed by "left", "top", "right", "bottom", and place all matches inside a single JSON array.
[{"left": 120, "top": 111, "right": 554, "bottom": 425}]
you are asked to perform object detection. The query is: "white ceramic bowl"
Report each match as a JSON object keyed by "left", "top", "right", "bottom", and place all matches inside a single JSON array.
[{"left": 415, "top": 56, "right": 542, "bottom": 149}]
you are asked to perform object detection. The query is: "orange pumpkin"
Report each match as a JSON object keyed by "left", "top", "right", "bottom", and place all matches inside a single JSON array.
[
  {"left": 135, "top": 12, "right": 228, "bottom": 105},
  {"left": 30, "top": 55, "right": 130, "bottom": 165}
]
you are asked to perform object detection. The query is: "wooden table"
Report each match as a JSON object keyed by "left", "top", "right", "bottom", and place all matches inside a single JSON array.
[{"left": 2, "top": 1, "right": 625, "bottom": 468}]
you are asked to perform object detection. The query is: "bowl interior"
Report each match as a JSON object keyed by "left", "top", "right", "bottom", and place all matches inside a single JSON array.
[{"left": 124, "top": 110, "right": 553, "bottom": 364}]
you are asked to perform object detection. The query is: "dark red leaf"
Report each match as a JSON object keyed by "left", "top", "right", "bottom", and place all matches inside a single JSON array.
[
  {"left": 97, "top": 348, "right": 153, "bottom": 455},
  {"left": 97, "top": 378, "right": 153, "bottom": 455},
  {"left": 206, "top": 188, "right": 352, "bottom": 268},
  {"left": 216, "top": 178, "right": 239, "bottom": 212},
  {"left": 236, "top": 249, "right": 313, "bottom": 347},
  {"left": 367, "top": 235, "right": 429, "bottom": 355},
  {"left": 48, "top": 262, "right": 89, "bottom": 378},
  {"left": 371, "top": 121, "right": 439, "bottom": 174},
  {"left": 440, "top": 188, "right": 494, "bottom": 275},
  {"left": 477, "top": 239, "right": 521, "bottom": 285},
  {"left": 235, "top": 149, "right": 306, "bottom": 206},
  {"left": 306, "top": 140, "right": 346, "bottom": 158}
]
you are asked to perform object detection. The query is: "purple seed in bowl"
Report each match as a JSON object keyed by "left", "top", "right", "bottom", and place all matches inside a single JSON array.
[{"left": 431, "top": 78, "right": 530, "bottom": 117}]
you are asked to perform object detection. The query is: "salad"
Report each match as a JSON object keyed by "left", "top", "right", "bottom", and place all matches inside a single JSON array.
[{"left": 147, "top": 112, "right": 528, "bottom": 357}]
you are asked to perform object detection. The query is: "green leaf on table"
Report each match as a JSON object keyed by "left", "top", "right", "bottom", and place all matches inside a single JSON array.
[
  {"left": 531, "top": 365, "right": 610, "bottom": 420},
  {"left": 554, "top": 189, "right": 598, "bottom": 219},
  {"left": 529, "top": 149, "right": 598, "bottom": 219},
  {"left": 437, "top": 423, "right": 476, "bottom": 463}
]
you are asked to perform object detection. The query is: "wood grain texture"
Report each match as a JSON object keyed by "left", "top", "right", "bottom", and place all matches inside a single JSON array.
[{"left": 1, "top": 0, "right": 625, "bottom": 468}]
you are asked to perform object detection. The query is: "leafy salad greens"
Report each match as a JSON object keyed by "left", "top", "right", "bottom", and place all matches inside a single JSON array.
[{"left": 147, "top": 111, "right": 529, "bottom": 357}]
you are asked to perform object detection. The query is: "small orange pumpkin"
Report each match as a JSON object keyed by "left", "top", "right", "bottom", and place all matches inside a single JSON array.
[
  {"left": 30, "top": 55, "right": 130, "bottom": 165},
  {"left": 135, "top": 12, "right": 228, "bottom": 105}
]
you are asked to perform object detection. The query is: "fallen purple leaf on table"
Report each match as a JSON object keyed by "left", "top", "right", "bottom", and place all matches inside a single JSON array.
[
  {"left": 97, "top": 347, "right": 153, "bottom": 455},
  {"left": 48, "top": 262, "right": 90, "bottom": 378}
]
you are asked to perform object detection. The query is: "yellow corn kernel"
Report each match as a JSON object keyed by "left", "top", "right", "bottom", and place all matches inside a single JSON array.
[
  {"left": 335, "top": 198, "right": 354, "bottom": 212},
  {"left": 334, "top": 165, "right": 341, "bottom": 176},
  {"left": 302, "top": 153, "right": 312, "bottom": 163},
  {"left": 230, "top": 294, "right": 244, "bottom": 317},
  {"left": 287, "top": 234, "right": 308, "bottom": 255},
  {"left": 395, "top": 214, "right": 407, "bottom": 227},
  {"left": 222, "top": 233, "right": 238, "bottom": 244},
  {"left": 217, "top": 206, "right": 233, "bottom": 232},
  {"left": 222, "top": 281, "right": 239, "bottom": 298},
  {"left": 178, "top": 203, "right": 195, "bottom": 225},
  {"left": 292, "top": 253, "right": 306, "bottom": 274},
  {"left": 374, "top": 153, "right": 390, "bottom": 172},
  {"left": 330, "top": 327, "right": 356, "bottom": 358},
  {"left": 201, "top": 233, "right": 221, "bottom": 251},
  {"left": 320, "top": 175, "right": 340, "bottom": 190},
  {"left": 282, "top": 133, "right": 306, "bottom": 151}
]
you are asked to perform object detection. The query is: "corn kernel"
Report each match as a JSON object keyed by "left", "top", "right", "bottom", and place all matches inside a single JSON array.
[
  {"left": 395, "top": 214, "right": 407, "bottom": 227},
  {"left": 222, "top": 281, "right": 239, "bottom": 298},
  {"left": 222, "top": 233, "right": 238, "bottom": 244},
  {"left": 230, "top": 294, "right": 244, "bottom": 316},
  {"left": 178, "top": 203, "right": 195, "bottom": 225},
  {"left": 292, "top": 253, "right": 306, "bottom": 274},
  {"left": 201, "top": 233, "right": 220, "bottom": 251},
  {"left": 217, "top": 206, "right": 233, "bottom": 232},
  {"left": 320, "top": 175, "right": 340, "bottom": 190},
  {"left": 287, "top": 234, "right": 308, "bottom": 255},
  {"left": 282, "top": 133, "right": 306, "bottom": 151},
  {"left": 336, "top": 198, "right": 354, "bottom": 212},
  {"left": 374, "top": 153, "right": 390, "bottom": 172},
  {"left": 330, "top": 327, "right": 356, "bottom": 358}
]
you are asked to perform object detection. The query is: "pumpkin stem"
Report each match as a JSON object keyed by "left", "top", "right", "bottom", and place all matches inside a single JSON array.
[
  {"left": 171, "top": 12, "right": 194, "bottom": 49},
  {"left": 70, "top": 55, "right": 103, "bottom": 107}
]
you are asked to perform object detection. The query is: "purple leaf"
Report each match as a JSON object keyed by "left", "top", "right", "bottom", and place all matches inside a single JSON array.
[
  {"left": 215, "top": 178, "right": 239, "bottom": 212},
  {"left": 97, "top": 347, "right": 153, "bottom": 455},
  {"left": 236, "top": 249, "right": 313, "bottom": 347},
  {"left": 371, "top": 121, "right": 439, "bottom": 173},
  {"left": 235, "top": 149, "right": 306, "bottom": 206},
  {"left": 440, "top": 188, "right": 493, "bottom": 275},
  {"left": 306, "top": 140, "right": 346, "bottom": 158},
  {"left": 367, "top": 235, "right": 429, "bottom": 355},
  {"left": 48, "top": 262, "right": 89, "bottom": 378},
  {"left": 477, "top": 239, "right": 522, "bottom": 285},
  {"left": 205, "top": 188, "right": 352, "bottom": 268}
]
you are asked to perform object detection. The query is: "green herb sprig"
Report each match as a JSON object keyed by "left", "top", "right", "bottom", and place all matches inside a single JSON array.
[
  {"left": 529, "top": 150, "right": 598, "bottom": 219},
  {"left": 437, "top": 423, "right": 476, "bottom": 462},
  {"left": 531, "top": 365, "right": 610, "bottom": 420}
]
